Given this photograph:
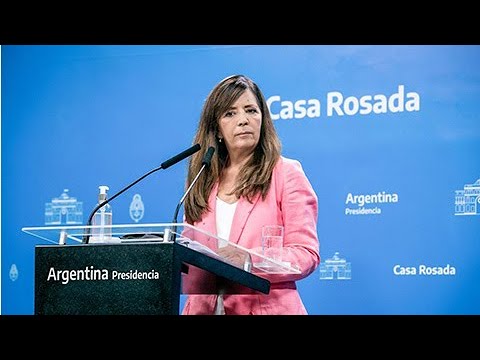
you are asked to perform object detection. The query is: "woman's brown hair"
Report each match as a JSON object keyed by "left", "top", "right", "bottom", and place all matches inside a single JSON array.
[{"left": 184, "top": 75, "right": 281, "bottom": 223}]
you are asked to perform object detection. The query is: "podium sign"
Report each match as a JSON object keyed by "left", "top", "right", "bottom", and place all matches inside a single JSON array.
[{"left": 35, "top": 242, "right": 182, "bottom": 315}]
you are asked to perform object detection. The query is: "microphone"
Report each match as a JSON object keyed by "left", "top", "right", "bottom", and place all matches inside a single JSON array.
[
  {"left": 160, "top": 143, "right": 201, "bottom": 170},
  {"left": 167, "top": 146, "right": 215, "bottom": 242},
  {"left": 83, "top": 143, "right": 201, "bottom": 244}
]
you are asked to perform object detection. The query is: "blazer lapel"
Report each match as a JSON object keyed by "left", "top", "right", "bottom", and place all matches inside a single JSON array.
[
  {"left": 205, "top": 182, "right": 260, "bottom": 245},
  {"left": 228, "top": 193, "right": 260, "bottom": 244}
]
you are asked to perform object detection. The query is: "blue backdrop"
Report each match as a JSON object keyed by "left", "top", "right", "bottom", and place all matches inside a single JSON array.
[{"left": 2, "top": 45, "right": 479, "bottom": 314}]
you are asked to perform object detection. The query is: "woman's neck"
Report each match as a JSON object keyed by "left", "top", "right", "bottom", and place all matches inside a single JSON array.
[
  {"left": 217, "top": 168, "right": 239, "bottom": 204},
  {"left": 217, "top": 154, "right": 251, "bottom": 204},
  {"left": 226, "top": 151, "right": 253, "bottom": 169}
]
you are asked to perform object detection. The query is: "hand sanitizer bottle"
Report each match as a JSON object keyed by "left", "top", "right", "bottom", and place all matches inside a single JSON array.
[{"left": 91, "top": 185, "right": 112, "bottom": 243}]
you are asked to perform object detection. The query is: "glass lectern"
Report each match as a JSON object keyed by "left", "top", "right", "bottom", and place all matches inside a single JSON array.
[{"left": 23, "top": 223, "right": 300, "bottom": 315}]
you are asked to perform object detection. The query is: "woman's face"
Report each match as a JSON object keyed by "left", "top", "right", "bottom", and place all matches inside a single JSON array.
[{"left": 218, "top": 89, "right": 262, "bottom": 159}]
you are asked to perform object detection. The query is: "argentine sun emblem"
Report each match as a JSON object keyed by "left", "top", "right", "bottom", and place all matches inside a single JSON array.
[
  {"left": 129, "top": 194, "right": 145, "bottom": 223},
  {"left": 9, "top": 264, "right": 19, "bottom": 281}
]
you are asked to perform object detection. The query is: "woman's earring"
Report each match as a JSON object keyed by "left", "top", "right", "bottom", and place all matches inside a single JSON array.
[{"left": 218, "top": 137, "right": 222, "bottom": 143}]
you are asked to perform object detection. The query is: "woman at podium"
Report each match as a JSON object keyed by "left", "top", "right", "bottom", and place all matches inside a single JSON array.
[{"left": 181, "top": 75, "right": 320, "bottom": 315}]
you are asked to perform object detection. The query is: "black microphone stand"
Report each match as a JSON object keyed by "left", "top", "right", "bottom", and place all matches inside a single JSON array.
[
  {"left": 167, "top": 146, "right": 215, "bottom": 243},
  {"left": 82, "top": 144, "right": 201, "bottom": 244}
]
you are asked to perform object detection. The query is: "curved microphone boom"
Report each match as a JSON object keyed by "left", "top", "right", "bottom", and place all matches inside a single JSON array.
[
  {"left": 168, "top": 146, "right": 215, "bottom": 242},
  {"left": 83, "top": 143, "right": 201, "bottom": 244}
]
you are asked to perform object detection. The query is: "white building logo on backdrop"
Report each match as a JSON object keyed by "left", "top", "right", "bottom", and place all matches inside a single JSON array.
[
  {"left": 319, "top": 252, "right": 351, "bottom": 280},
  {"left": 45, "top": 189, "right": 83, "bottom": 225},
  {"left": 129, "top": 194, "right": 145, "bottom": 223},
  {"left": 9, "top": 264, "right": 19, "bottom": 281},
  {"left": 267, "top": 85, "right": 420, "bottom": 120},
  {"left": 345, "top": 191, "right": 399, "bottom": 215},
  {"left": 454, "top": 178, "right": 480, "bottom": 216}
]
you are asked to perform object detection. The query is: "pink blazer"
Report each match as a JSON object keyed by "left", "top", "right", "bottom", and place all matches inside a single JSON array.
[{"left": 182, "top": 156, "right": 320, "bottom": 315}]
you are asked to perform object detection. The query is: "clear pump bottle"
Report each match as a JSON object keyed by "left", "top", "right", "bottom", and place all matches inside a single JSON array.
[{"left": 91, "top": 185, "right": 112, "bottom": 243}]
